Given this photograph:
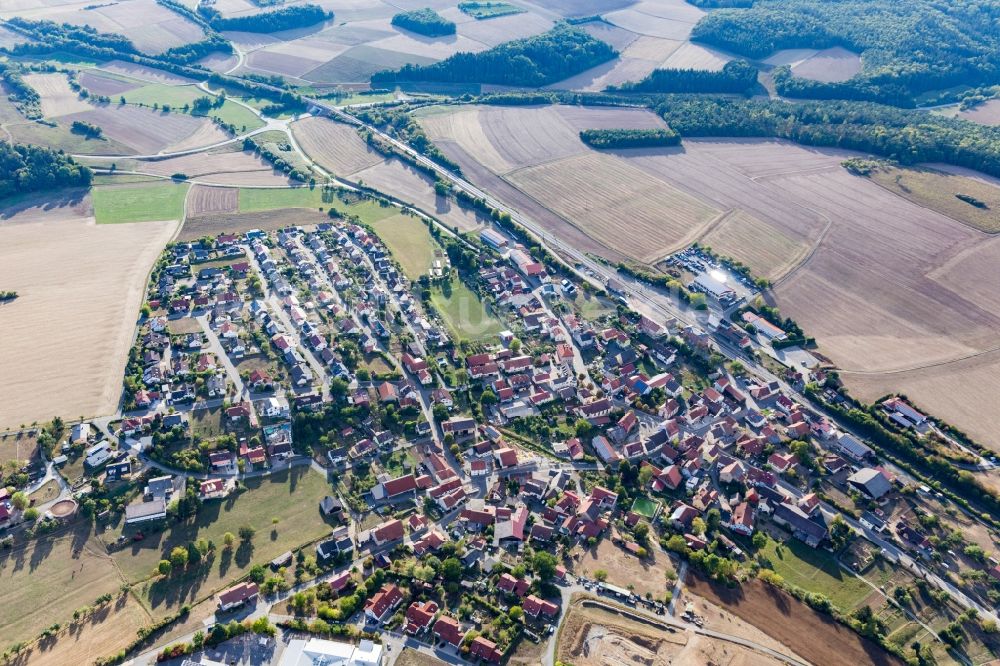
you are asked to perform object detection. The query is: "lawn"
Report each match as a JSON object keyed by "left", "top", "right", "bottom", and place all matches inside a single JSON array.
[
  {"left": 237, "top": 187, "right": 398, "bottom": 225},
  {"left": 92, "top": 181, "right": 189, "bottom": 224},
  {"left": 370, "top": 213, "right": 438, "bottom": 280},
  {"left": 758, "top": 537, "right": 871, "bottom": 612},
  {"left": 630, "top": 497, "right": 661, "bottom": 519},
  {"left": 570, "top": 289, "right": 615, "bottom": 320},
  {"left": 119, "top": 83, "right": 264, "bottom": 132},
  {"left": 0, "top": 523, "right": 126, "bottom": 647},
  {"left": 430, "top": 280, "right": 503, "bottom": 343},
  {"left": 111, "top": 467, "right": 334, "bottom": 617}
]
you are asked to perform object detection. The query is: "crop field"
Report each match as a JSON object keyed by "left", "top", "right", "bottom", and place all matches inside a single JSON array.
[
  {"left": 697, "top": 209, "right": 810, "bottom": 281},
  {"left": 42, "top": 0, "right": 203, "bottom": 54},
  {"left": 506, "top": 151, "right": 720, "bottom": 262},
  {"left": 92, "top": 181, "right": 189, "bottom": 224},
  {"left": 370, "top": 213, "right": 439, "bottom": 280},
  {"left": 110, "top": 468, "right": 334, "bottom": 616},
  {"left": 130, "top": 148, "right": 291, "bottom": 186},
  {"left": 551, "top": 34, "right": 681, "bottom": 91},
  {"left": 661, "top": 41, "right": 732, "bottom": 71},
  {"left": 186, "top": 185, "right": 239, "bottom": 216},
  {"left": 179, "top": 208, "right": 329, "bottom": 240},
  {"left": 0, "top": 524, "right": 127, "bottom": 649},
  {"left": 22, "top": 72, "right": 93, "bottom": 118},
  {"left": 6, "top": 118, "right": 134, "bottom": 155},
  {"left": 787, "top": 47, "right": 863, "bottom": 83},
  {"left": 65, "top": 105, "right": 223, "bottom": 155},
  {"left": 430, "top": 281, "right": 503, "bottom": 342},
  {"left": 98, "top": 60, "right": 196, "bottom": 85},
  {"left": 349, "top": 159, "right": 486, "bottom": 232},
  {"left": 77, "top": 70, "right": 142, "bottom": 97},
  {"left": 605, "top": 4, "right": 704, "bottom": 41},
  {"left": 291, "top": 116, "right": 384, "bottom": 175},
  {"left": 0, "top": 194, "right": 176, "bottom": 430}
]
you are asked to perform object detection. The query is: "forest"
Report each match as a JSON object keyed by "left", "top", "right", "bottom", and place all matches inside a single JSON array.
[
  {"left": 579, "top": 128, "right": 680, "bottom": 148},
  {"left": 391, "top": 9, "right": 456, "bottom": 37},
  {"left": 655, "top": 95, "right": 1000, "bottom": 179},
  {"left": 610, "top": 60, "right": 758, "bottom": 94},
  {"left": 371, "top": 26, "right": 617, "bottom": 87},
  {"left": 0, "top": 143, "right": 92, "bottom": 199},
  {"left": 691, "top": 0, "right": 1000, "bottom": 105},
  {"left": 200, "top": 4, "right": 332, "bottom": 33}
]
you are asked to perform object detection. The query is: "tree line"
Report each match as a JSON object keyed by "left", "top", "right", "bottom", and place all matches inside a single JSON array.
[
  {"left": 0, "top": 143, "right": 92, "bottom": 199},
  {"left": 371, "top": 25, "right": 617, "bottom": 87},
  {"left": 690, "top": 0, "right": 1000, "bottom": 106},
  {"left": 579, "top": 128, "right": 680, "bottom": 149},
  {"left": 653, "top": 95, "right": 1000, "bottom": 179},
  {"left": 609, "top": 60, "right": 759, "bottom": 94},
  {"left": 391, "top": 8, "right": 456, "bottom": 37},
  {"left": 198, "top": 4, "right": 332, "bottom": 33}
]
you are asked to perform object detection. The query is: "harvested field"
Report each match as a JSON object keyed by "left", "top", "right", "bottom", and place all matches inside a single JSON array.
[
  {"left": 197, "top": 51, "right": 240, "bottom": 73},
  {"left": 303, "top": 45, "right": 437, "bottom": 84},
  {"left": 662, "top": 41, "right": 733, "bottom": 71},
  {"left": 790, "top": 47, "right": 862, "bottom": 83},
  {"left": 605, "top": 7, "right": 700, "bottom": 40},
  {"left": 557, "top": 597, "right": 785, "bottom": 666},
  {"left": 133, "top": 149, "right": 291, "bottom": 185},
  {"left": 247, "top": 49, "right": 328, "bottom": 78},
  {"left": 98, "top": 60, "right": 196, "bottom": 85},
  {"left": 0, "top": 524, "right": 127, "bottom": 648},
  {"left": 697, "top": 209, "right": 810, "bottom": 281},
  {"left": 162, "top": 120, "right": 231, "bottom": 153},
  {"left": 957, "top": 98, "right": 1000, "bottom": 126},
  {"left": 186, "top": 185, "right": 239, "bottom": 217},
  {"left": 863, "top": 164, "right": 1000, "bottom": 233},
  {"left": 23, "top": 72, "right": 91, "bottom": 118},
  {"left": 371, "top": 213, "right": 438, "bottom": 279},
  {"left": 0, "top": 193, "right": 176, "bottom": 429},
  {"left": 507, "top": 151, "right": 719, "bottom": 262},
  {"left": 551, "top": 35, "right": 683, "bottom": 91},
  {"left": 349, "top": 158, "right": 486, "bottom": 232},
  {"left": 687, "top": 577, "right": 904, "bottom": 666},
  {"left": 62, "top": 105, "right": 218, "bottom": 155},
  {"left": 524, "top": 0, "right": 637, "bottom": 17},
  {"left": 578, "top": 21, "right": 642, "bottom": 51},
  {"left": 456, "top": 11, "right": 553, "bottom": 47},
  {"left": 568, "top": 538, "right": 675, "bottom": 600},
  {"left": 77, "top": 70, "right": 141, "bottom": 97},
  {"left": 74, "top": 0, "right": 203, "bottom": 54},
  {"left": 368, "top": 33, "right": 488, "bottom": 61},
  {"left": 179, "top": 208, "right": 330, "bottom": 240},
  {"left": 291, "top": 116, "right": 384, "bottom": 175}
]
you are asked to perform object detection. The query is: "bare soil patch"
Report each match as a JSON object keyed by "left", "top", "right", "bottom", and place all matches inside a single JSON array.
[
  {"left": 686, "top": 576, "right": 903, "bottom": 666},
  {"left": 0, "top": 192, "right": 176, "bottom": 429},
  {"left": 568, "top": 538, "right": 675, "bottom": 600},
  {"left": 291, "top": 116, "right": 385, "bottom": 175},
  {"left": 957, "top": 98, "right": 1000, "bottom": 126}
]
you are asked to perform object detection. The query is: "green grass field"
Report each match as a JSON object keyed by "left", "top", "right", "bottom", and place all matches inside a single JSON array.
[
  {"left": 759, "top": 537, "right": 871, "bottom": 611},
  {"left": 119, "top": 83, "right": 264, "bottom": 132},
  {"left": 237, "top": 187, "right": 398, "bottom": 224},
  {"left": 92, "top": 181, "right": 189, "bottom": 224},
  {"left": 371, "top": 213, "right": 438, "bottom": 279},
  {"left": 630, "top": 497, "right": 661, "bottom": 519},
  {"left": 113, "top": 468, "right": 334, "bottom": 617},
  {"left": 430, "top": 280, "right": 503, "bottom": 343}
]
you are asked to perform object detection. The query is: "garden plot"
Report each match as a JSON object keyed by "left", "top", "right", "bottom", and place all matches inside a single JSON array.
[{"left": 0, "top": 194, "right": 176, "bottom": 430}]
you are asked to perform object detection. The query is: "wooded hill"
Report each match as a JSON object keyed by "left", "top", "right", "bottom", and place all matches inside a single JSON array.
[{"left": 0, "top": 143, "right": 92, "bottom": 199}]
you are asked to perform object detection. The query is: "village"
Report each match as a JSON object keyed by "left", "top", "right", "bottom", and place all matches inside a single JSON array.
[{"left": 2, "top": 205, "right": 999, "bottom": 666}]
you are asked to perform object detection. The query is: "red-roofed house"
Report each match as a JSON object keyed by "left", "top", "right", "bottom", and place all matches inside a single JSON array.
[
  {"left": 469, "top": 636, "right": 502, "bottom": 663},
  {"left": 523, "top": 594, "right": 559, "bottom": 619},
  {"left": 405, "top": 600, "right": 438, "bottom": 635},
  {"left": 371, "top": 518, "right": 404, "bottom": 545},
  {"left": 217, "top": 581, "right": 258, "bottom": 612},
  {"left": 433, "top": 615, "right": 465, "bottom": 647},
  {"left": 364, "top": 583, "right": 403, "bottom": 622}
]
